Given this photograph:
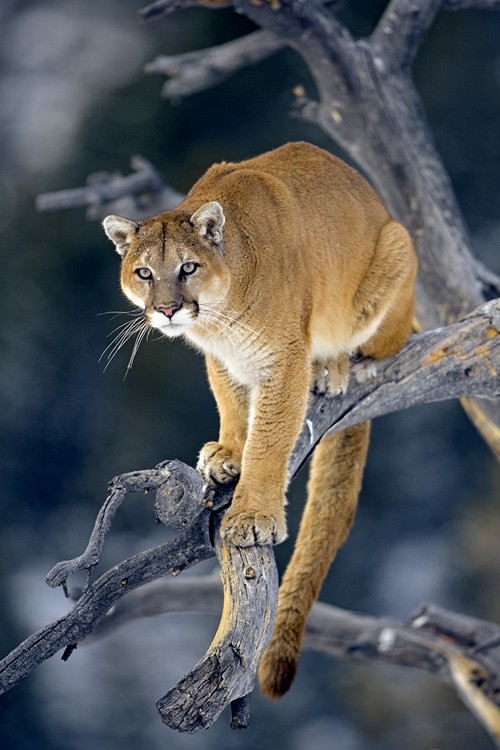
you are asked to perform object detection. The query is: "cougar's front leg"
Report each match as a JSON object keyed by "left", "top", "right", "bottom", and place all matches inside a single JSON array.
[
  {"left": 197, "top": 355, "right": 249, "bottom": 485},
  {"left": 222, "top": 348, "right": 310, "bottom": 547}
]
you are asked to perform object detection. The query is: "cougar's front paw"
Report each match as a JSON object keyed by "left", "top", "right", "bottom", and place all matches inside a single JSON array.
[
  {"left": 313, "top": 354, "right": 349, "bottom": 396},
  {"left": 197, "top": 441, "right": 241, "bottom": 485},
  {"left": 221, "top": 504, "right": 287, "bottom": 547}
]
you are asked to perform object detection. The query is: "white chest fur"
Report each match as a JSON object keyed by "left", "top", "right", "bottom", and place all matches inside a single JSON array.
[{"left": 186, "top": 326, "right": 273, "bottom": 387}]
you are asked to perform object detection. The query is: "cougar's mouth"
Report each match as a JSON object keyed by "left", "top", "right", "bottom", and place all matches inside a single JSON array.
[{"left": 148, "top": 304, "right": 197, "bottom": 338}]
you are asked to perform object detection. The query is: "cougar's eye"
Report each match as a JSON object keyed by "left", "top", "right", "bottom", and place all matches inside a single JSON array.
[
  {"left": 181, "top": 262, "right": 198, "bottom": 276},
  {"left": 135, "top": 267, "right": 152, "bottom": 280}
]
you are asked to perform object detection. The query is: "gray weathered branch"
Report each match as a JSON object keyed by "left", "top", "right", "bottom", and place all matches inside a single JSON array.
[
  {"left": 86, "top": 577, "right": 500, "bottom": 746},
  {"left": 36, "top": 155, "right": 183, "bottom": 221},
  {"left": 371, "top": 0, "right": 443, "bottom": 72},
  {"left": 156, "top": 519, "right": 278, "bottom": 732},
  {"left": 443, "top": 0, "right": 500, "bottom": 7},
  {"left": 140, "top": 0, "right": 232, "bottom": 21},
  {"left": 138, "top": 0, "right": 344, "bottom": 22},
  {"left": 1, "top": 301, "right": 499, "bottom": 733},
  {"left": 291, "top": 299, "right": 500, "bottom": 472},
  {"left": 145, "top": 30, "right": 285, "bottom": 99},
  {"left": 0, "top": 512, "right": 214, "bottom": 693}
]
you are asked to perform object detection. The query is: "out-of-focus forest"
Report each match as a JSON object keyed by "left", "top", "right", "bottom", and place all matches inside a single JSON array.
[{"left": 1, "top": 1, "right": 500, "bottom": 748}]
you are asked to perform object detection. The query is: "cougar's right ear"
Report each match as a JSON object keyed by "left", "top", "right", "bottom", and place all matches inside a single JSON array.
[
  {"left": 103, "top": 215, "right": 139, "bottom": 256},
  {"left": 190, "top": 202, "right": 225, "bottom": 245}
]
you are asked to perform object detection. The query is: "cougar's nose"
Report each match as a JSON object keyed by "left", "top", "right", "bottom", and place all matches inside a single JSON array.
[{"left": 157, "top": 303, "right": 180, "bottom": 319}]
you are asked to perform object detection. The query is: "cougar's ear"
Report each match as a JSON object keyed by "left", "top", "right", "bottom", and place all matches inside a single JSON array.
[
  {"left": 190, "top": 202, "right": 225, "bottom": 245},
  {"left": 102, "top": 215, "right": 139, "bottom": 256}
]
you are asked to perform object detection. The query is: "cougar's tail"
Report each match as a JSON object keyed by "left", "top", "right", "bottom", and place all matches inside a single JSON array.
[{"left": 258, "top": 421, "right": 370, "bottom": 699}]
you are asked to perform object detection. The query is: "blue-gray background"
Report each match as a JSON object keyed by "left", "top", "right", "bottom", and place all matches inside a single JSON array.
[{"left": 1, "top": 1, "right": 500, "bottom": 748}]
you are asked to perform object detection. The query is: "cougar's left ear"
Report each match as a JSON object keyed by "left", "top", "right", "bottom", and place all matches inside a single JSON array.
[
  {"left": 102, "top": 215, "right": 139, "bottom": 256},
  {"left": 190, "top": 202, "right": 225, "bottom": 245}
]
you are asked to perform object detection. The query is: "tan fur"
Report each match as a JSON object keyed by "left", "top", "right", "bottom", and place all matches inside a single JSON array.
[{"left": 103, "top": 142, "right": 417, "bottom": 698}]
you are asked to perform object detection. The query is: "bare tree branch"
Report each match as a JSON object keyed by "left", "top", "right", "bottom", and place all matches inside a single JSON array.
[
  {"left": 291, "top": 299, "right": 500, "bottom": 473},
  {"left": 138, "top": 0, "right": 344, "bottom": 22},
  {"left": 0, "top": 514, "right": 214, "bottom": 694},
  {"left": 85, "top": 577, "right": 500, "bottom": 746},
  {"left": 140, "top": 0, "right": 232, "bottom": 21},
  {"left": 444, "top": 0, "right": 500, "bottom": 7},
  {"left": 36, "top": 155, "right": 183, "bottom": 220},
  {"left": 371, "top": 0, "right": 442, "bottom": 72},
  {"left": 145, "top": 30, "right": 285, "bottom": 99},
  {"left": 156, "top": 518, "right": 278, "bottom": 732},
  {"left": 1, "top": 301, "right": 499, "bottom": 732}
]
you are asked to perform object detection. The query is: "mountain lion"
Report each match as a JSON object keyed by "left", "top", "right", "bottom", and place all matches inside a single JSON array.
[{"left": 103, "top": 141, "right": 417, "bottom": 699}]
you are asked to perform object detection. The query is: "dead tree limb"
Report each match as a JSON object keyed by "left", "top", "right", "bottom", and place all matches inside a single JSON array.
[
  {"left": 1, "top": 301, "right": 499, "bottom": 734},
  {"left": 155, "top": 520, "right": 278, "bottom": 732},
  {"left": 0, "top": 512, "right": 214, "bottom": 694},
  {"left": 145, "top": 31, "right": 285, "bottom": 100},
  {"left": 86, "top": 577, "right": 500, "bottom": 746},
  {"left": 36, "top": 155, "right": 183, "bottom": 221}
]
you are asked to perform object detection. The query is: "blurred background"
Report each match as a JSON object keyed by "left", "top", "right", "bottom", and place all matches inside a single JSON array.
[{"left": 1, "top": 1, "right": 500, "bottom": 748}]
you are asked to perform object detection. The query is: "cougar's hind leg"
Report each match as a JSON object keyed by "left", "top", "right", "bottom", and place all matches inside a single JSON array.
[
  {"left": 258, "top": 421, "right": 371, "bottom": 699},
  {"left": 352, "top": 220, "right": 417, "bottom": 354}
]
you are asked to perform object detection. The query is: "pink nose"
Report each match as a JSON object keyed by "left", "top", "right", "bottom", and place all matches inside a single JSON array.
[{"left": 157, "top": 303, "right": 180, "bottom": 319}]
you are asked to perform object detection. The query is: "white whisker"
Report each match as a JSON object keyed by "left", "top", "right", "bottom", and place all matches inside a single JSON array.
[
  {"left": 106, "top": 318, "right": 144, "bottom": 338},
  {"left": 99, "top": 317, "right": 148, "bottom": 372},
  {"left": 198, "top": 314, "right": 232, "bottom": 340},
  {"left": 98, "top": 309, "right": 143, "bottom": 321},
  {"left": 100, "top": 319, "right": 142, "bottom": 360},
  {"left": 124, "top": 322, "right": 150, "bottom": 377}
]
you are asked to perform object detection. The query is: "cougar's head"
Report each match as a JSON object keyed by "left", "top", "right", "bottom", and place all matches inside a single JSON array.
[{"left": 103, "top": 202, "right": 229, "bottom": 339}]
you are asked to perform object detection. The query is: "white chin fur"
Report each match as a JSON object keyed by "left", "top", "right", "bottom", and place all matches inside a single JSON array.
[
  {"left": 158, "top": 325, "right": 188, "bottom": 339},
  {"left": 149, "top": 309, "right": 194, "bottom": 338}
]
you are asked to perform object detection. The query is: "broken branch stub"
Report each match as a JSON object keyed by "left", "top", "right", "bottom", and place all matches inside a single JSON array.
[{"left": 156, "top": 517, "right": 278, "bottom": 732}]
